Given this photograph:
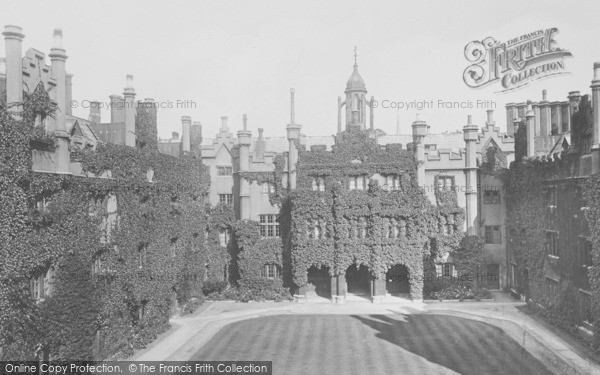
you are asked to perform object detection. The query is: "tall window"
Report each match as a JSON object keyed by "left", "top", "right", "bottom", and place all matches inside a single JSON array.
[
  {"left": 219, "top": 228, "right": 231, "bottom": 247},
  {"left": 31, "top": 267, "right": 55, "bottom": 300},
  {"left": 259, "top": 214, "right": 279, "bottom": 237},
  {"left": 546, "top": 231, "right": 559, "bottom": 257},
  {"left": 547, "top": 187, "right": 557, "bottom": 207},
  {"left": 312, "top": 177, "right": 325, "bottom": 192},
  {"left": 546, "top": 277, "right": 558, "bottom": 297},
  {"left": 436, "top": 176, "right": 455, "bottom": 191},
  {"left": 138, "top": 242, "right": 148, "bottom": 269},
  {"left": 262, "top": 183, "right": 275, "bottom": 194},
  {"left": 484, "top": 189, "right": 501, "bottom": 204},
  {"left": 217, "top": 166, "right": 233, "bottom": 176},
  {"left": 436, "top": 263, "right": 456, "bottom": 277},
  {"left": 219, "top": 194, "right": 233, "bottom": 204},
  {"left": 261, "top": 264, "right": 281, "bottom": 279},
  {"left": 349, "top": 176, "right": 366, "bottom": 191},
  {"left": 385, "top": 175, "right": 401, "bottom": 191},
  {"left": 485, "top": 225, "right": 501, "bottom": 244}
]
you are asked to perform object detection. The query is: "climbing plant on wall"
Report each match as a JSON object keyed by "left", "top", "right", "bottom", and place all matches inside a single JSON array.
[
  {"left": 286, "top": 129, "right": 466, "bottom": 300},
  {"left": 0, "top": 90, "right": 210, "bottom": 360}
]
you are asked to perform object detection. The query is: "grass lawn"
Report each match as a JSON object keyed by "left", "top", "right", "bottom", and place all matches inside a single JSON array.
[{"left": 192, "top": 313, "right": 553, "bottom": 375}]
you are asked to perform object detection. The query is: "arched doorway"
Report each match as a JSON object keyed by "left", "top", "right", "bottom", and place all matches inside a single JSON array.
[
  {"left": 307, "top": 266, "right": 331, "bottom": 298},
  {"left": 487, "top": 263, "right": 500, "bottom": 290},
  {"left": 386, "top": 264, "right": 410, "bottom": 295},
  {"left": 346, "top": 264, "right": 371, "bottom": 296}
]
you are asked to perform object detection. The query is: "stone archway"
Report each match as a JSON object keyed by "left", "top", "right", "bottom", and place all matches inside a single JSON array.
[
  {"left": 386, "top": 264, "right": 410, "bottom": 296},
  {"left": 306, "top": 265, "right": 332, "bottom": 299},
  {"left": 345, "top": 264, "right": 371, "bottom": 297}
]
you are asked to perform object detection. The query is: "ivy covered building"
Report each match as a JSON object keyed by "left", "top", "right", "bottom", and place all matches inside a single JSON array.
[
  {"left": 504, "top": 63, "right": 600, "bottom": 346},
  {"left": 0, "top": 25, "right": 209, "bottom": 360},
  {"left": 166, "top": 55, "right": 527, "bottom": 302}
]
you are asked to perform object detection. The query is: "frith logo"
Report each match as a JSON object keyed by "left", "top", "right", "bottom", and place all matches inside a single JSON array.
[{"left": 463, "top": 28, "right": 572, "bottom": 92}]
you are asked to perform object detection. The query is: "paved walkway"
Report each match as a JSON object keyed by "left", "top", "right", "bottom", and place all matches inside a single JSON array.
[{"left": 126, "top": 296, "right": 600, "bottom": 375}]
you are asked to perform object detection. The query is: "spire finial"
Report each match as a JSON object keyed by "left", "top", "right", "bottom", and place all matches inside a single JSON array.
[{"left": 354, "top": 46, "right": 358, "bottom": 67}]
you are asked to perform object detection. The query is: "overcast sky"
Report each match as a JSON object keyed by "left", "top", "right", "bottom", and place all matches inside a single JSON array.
[{"left": 4, "top": 0, "right": 600, "bottom": 139}]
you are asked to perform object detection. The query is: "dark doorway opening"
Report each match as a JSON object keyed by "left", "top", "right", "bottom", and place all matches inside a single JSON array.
[
  {"left": 307, "top": 266, "right": 331, "bottom": 298},
  {"left": 487, "top": 263, "right": 500, "bottom": 290},
  {"left": 386, "top": 264, "right": 410, "bottom": 295},
  {"left": 346, "top": 264, "right": 371, "bottom": 296}
]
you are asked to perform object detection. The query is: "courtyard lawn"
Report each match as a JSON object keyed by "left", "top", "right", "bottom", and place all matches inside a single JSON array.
[{"left": 192, "top": 314, "right": 553, "bottom": 375}]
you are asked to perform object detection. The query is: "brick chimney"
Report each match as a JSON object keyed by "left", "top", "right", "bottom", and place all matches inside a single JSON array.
[
  {"left": 463, "top": 115, "right": 479, "bottom": 235},
  {"left": 123, "top": 74, "right": 136, "bottom": 147},
  {"left": 411, "top": 113, "right": 428, "bottom": 185},
  {"left": 181, "top": 115, "right": 191, "bottom": 153},
  {"left": 109, "top": 95, "right": 124, "bottom": 123},
  {"left": 89, "top": 101, "right": 101, "bottom": 124},
  {"left": 526, "top": 100, "right": 535, "bottom": 158},
  {"left": 3, "top": 25, "right": 24, "bottom": 116},
  {"left": 238, "top": 114, "right": 252, "bottom": 219}
]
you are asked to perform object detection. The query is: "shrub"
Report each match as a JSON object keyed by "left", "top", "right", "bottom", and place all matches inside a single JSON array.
[
  {"left": 181, "top": 296, "right": 204, "bottom": 315},
  {"left": 424, "top": 278, "right": 490, "bottom": 300},
  {"left": 238, "top": 276, "right": 292, "bottom": 302},
  {"left": 202, "top": 279, "right": 229, "bottom": 296}
]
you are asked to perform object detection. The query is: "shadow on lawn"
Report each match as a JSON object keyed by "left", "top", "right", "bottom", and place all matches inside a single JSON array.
[{"left": 351, "top": 313, "right": 553, "bottom": 375}]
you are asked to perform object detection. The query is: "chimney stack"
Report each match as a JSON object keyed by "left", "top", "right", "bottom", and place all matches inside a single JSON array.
[
  {"left": 0, "top": 57, "right": 6, "bottom": 76},
  {"left": 3, "top": 25, "right": 24, "bottom": 115},
  {"left": 66, "top": 73, "right": 72, "bottom": 115},
  {"left": 463, "top": 114, "right": 479, "bottom": 235},
  {"left": 486, "top": 110, "right": 494, "bottom": 125},
  {"left": 220, "top": 116, "right": 228, "bottom": 131},
  {"left": 172, "top": 131, "right": 179, "bottom": 140},
  {"left": 237, "top": 116, "right": 252, "bottom": 219},
  {"left": 89, "top": 101, "right": 101, "bottom": 124},
  {"left": 590, "top": 63, "right": 600, "bottom": 173},
  {"left": 539, "top": 89, "right": 550, "bottom": 136},
  {"left": 337, "top": 96, "right": 342, "bottom": 133},
  {"left": 568, "top": 91, "right": 581, "bottom": 114},
  {"left": 123, "top": 74, "right": 136, "bottom": 147},
  {"left": 109, "top": 95, "right": 124, "bottom": 123},
  {"left": 290, "top": 88, "right": 295, "bottom": 125},
  {"left": 49, "top": 28, "right": 67, "bottom": 131},
  {"left": 181, "top": 115, "right": 191, "bottom": 153},
  {"left": 369, "top": 95, "right": 374, "bottom": 130},
  {"left": 412, "top": 114, "right": 428, "bottom": 185},
  {"left": 191, "top": 121, "right": 202, "bottom": 156},
  {"left": 526, "top": 100, "right": 536, "bottom": 158}
]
